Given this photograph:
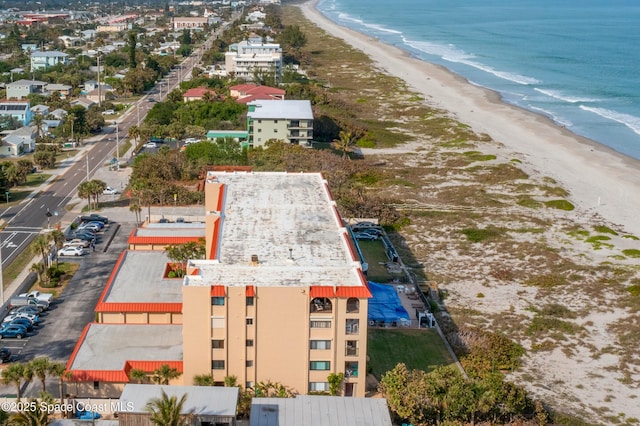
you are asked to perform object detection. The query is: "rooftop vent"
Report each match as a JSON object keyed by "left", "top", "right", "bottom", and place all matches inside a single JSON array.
[{"left": 250, "top": 254, "right": 259, "bottom": 266}]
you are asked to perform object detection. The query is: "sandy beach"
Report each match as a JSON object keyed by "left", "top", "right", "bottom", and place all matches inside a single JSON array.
[{"left": 299, "top": 0, "right": 640, "bottom": 422}]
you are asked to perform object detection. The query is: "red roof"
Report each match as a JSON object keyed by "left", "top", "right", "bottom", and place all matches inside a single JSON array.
[
  {"left": 128, "top": 235, "right": 202, "bottom": 245},
  {"left": 310, "top": 286, "right": 335, "bottom": 298},
  {"left": 336, "top": 286, "right": 372, "bottom": 298},
  {"left": 210, "top": 285, "right": 225, "bottom": 296},
  {"left": 246, "top": 285, "right": 255, "bottom": 297},
  {"left": 183, "top": 87, "right": 216, "bottom": 99},
  {"left": 95, "top": 302, "right": 182, "bottom": 313}
]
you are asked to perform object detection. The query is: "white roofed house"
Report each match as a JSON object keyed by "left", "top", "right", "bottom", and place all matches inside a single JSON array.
[
  {"left": 1, "top": 126, "right": 36, "bottom": 156},
  {"left": 246, "top": 100, "right": 313, "bottom": 147},
  {"left": 5, "top": 79, "right": 46, "bottom": 100},
  {"left": 45, "top": 83, "right": 73, "bottom": 98},
  {"left": 30, "top": 51, "right": 69, "bottom": 71}
]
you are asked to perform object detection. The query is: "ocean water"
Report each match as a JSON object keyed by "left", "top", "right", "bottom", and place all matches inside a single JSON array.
[{"left": 315, "top": 0, "right": 640, "bottom": 160}]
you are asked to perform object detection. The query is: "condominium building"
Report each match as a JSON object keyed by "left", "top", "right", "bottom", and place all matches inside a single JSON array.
[
  {"left": 246, "top": 100, "right": 313, "bottom": 147},
  {"left": 182, "top": 172, "right": 370, "bottom": 397},
  {"left": 225, "top": 39, "right": 282, "bottom": 82},
  {"left": 172, "top": 16, "right": 208, "bottom": 30},
  {"left": 66, "top": 172, "right": 369, "bottom": 398}
]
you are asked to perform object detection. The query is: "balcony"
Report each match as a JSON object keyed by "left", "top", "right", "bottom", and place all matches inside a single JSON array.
[
  {"left": 345, "top": 361, "right": 359, "bottom": 378},
  {"left": 310, "top": 297, "right": 332, "bottom": 314},
  {"left": 345, "top": 346, "right": 359, "bottom": 357}
]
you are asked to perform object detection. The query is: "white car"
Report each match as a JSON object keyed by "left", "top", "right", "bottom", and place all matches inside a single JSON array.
[
  {"left": 2, "top": 312, "right": 38, "bottom": 324},
  {"left": 58, "top": 246, "right": 85, "bottom": 256},
  {"left": 64, "top": 239, "right": 91, "bottom": 248},
  {"left": 103, "top": 186, "right": 120, "bottom": 195},
  {"left": 101, "top": 109, "right": 115, "bottom": 115},
  {"left": 144, "top": 142, "right": 157, "bottom": 149}
]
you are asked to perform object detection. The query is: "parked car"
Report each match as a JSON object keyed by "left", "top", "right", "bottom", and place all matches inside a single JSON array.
[
  {"left": 7, "top": 318, "right": 34, "bottom": 332},
  {"left": 101, "top": 109, "right": 115, "bottom": 115},
  {"left": 3, "top": 311, "right": 38, "bottom": 324},
  {"left": 9, "top": 297, "right": 48, "bottom": 312},
  {"left": 143, "top": 142, "right": 157, "bottom": 149},
  {"left": 64, "top": 239, "right": 91, "bottom": 248},
  {"left": 78, "top": 223, "right": 102, "bottom": 232},
  {"left": 102, "top": 186, "right": 120, "bottom": 195},
  {"left": 353, "top": 232, "right": 379, "bottom": 241},
  {"left": 58, "top": 246, "right": 85, "bottom": 257},
  {"left": 80, "top": 214, "right": 109, "bottom": 224},
  {"left": 83, "top": 221, "right": 105, "bottom": 230},
  {"left": 0, "top": 347, "right": 12, "bottom": 363},
  {"left": 11, "top": 306, "right": 40, "bottom": 316},
  {"left": 357, "top": 228, "right": 382, "bottom": 237},
  {"left": 0, "top": 324, "right": 28, "bottom": 339},
  {"left": 70, "top": 233, "right": 96, "bottom": 243},
  {"left": 353, "top": 221, "right": 378, "bottom": 228},
  {"left": 19, "top": 291, "right": 54, "bottom": 304},
  {"left": 147, "top": 97, "right": 156, "bottom": 102}
]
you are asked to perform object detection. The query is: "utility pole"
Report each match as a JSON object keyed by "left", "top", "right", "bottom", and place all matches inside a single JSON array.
[
  {"left": 116, "top": 122, "right": 120, "bottom": 171},
  {"left": 136, "top": 104, "right": 140, "bottom": 126},
  {"left": 0, "top": 236, "right": 4, "bottom": 307},
  {"left": 97, "top": 53, "right": 102, "bottom": 108}
]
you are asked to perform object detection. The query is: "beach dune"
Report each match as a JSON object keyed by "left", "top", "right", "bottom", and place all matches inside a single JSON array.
[{"left": 300, "top": 0, "right": 640, "bottom": 238}]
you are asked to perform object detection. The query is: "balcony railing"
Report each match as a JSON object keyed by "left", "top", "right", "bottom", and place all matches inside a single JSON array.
[{"left": 345, "top": 347, "right": 359, "bottom": 356}]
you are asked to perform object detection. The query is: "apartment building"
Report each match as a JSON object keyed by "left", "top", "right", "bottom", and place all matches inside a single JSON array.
[
  {"left": 172, "top": 16, "right": 208, "bottom": 30},
  {"left": 246, "top": 100, "right": 313, "bottom": 147},
  {"left": 182, "top": 172, "right": 370, "bottom": 397},
  {"left": 225, "top": 39, "right": 282, "bottom": 82},
  {"left": 66, "top": 172, "right": 369, "bottom": 398}
]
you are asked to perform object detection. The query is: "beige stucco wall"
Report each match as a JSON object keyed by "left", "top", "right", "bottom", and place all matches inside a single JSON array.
[
  {"left": 182, "top": 285, "right": 213, "bottom": 385},
  {"left": 98, "top": 312, "right": 182, "bottom": 324}
]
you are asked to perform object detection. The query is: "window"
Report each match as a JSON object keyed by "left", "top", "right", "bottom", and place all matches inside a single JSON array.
[
  {"left": 345, "top": 361, "right": 359, "bottom": 378},
  {"left": 93, "top": 381, "right": 99, "bottom": 390},
  {"left": 345, "top": 340, "right": 358, "bottom": 356},
  {"left": 310, "top": 340, "right": 331, "bottom": 350},
  {"left": 246, "top": 339, "right": 254, "bottom": 347},
  {"left": 346, "top": 319, "right": 359, "bottom": 335},
  {"left": 346, "top": 298, "right": 359, "bottom": 313},
  {"left": 211, "top": 297, "right": 224, "bottom": 306},
  {"left": 274, "top": 120, "right": 278, "bottom": 124},
  {"left": 212, "top": 360, "right": 225, "bottom": 370},
  {"left": 309, "top": 382, "right": 330, "bottom": 392},
  {"left": 310, "top": 320, "right": 331, "bottom": 328},
  {"left": 273, "top": 128, "right": 278, "bottom": 133},
  {"left": 246, "top": 296, "right": 254, "bottom": 306},
  {"left": 211, "top": 317, "right": 225, "bottom": 328},
  {"left": 257, "top": 128, "right": 262, "bottom": 133},
  {"left": 246, "top": 360, "right": 253, "bottom": 367},
  {"left": 310, "top": 298, "right": 332, "bottom": 313},
  {"left": 246, "top": 318, "right": 254, "bottom": 325},
  {"left": 212, "top": 340, "right": 224, "bottom": 349},
  {"left": 246, "top": 381, "right": 254, "bottom": 389},
  {"left": 310, "top": 361, "right": 331, "bottom": 371}
]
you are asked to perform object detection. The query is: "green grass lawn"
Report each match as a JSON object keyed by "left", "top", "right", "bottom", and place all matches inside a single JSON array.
[
  {"left": 367, "top": 329, "right": 456, "bottom": 378},
  {"left": 357, "top": 240, "right": 402, "bottom": 283}
]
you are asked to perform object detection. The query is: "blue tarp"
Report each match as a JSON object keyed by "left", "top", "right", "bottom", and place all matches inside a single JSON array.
[{"left": 367, "top": 281, "right": 410, "bottom": 325}]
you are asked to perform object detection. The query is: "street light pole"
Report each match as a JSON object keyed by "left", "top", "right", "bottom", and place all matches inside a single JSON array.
[
  {"left": 0, "top": 236, "right": 4, "bottom": 306},
  {"left": 116, "top": 122, "right": 119, "bottom": 170}
]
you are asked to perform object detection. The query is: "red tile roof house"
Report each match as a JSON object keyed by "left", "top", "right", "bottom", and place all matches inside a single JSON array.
[
  {"left": 182, "top": 87, "right": 218, "bottom": 102},
  {"left": 229, "top": 83, "right": 285, "bottom": 103}
]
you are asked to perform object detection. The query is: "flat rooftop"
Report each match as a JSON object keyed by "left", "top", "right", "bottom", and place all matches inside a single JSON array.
[
  {"left": 247, "top": 100, "right": 313, "bottom": 120},
  {"left": 186, "top": 172, "right": 364, "bottom": 288},
  {"left": 103, "top": 251, "right": 183, "bottom": 303},
  {"left": 133, "top": 225, "right": 205, "bottom": 237},
  {"left": 68, "top": 324, "right": 182, "bottom": 371}
]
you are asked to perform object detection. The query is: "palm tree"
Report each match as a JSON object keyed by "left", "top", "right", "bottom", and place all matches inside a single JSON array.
[
  {"left": 47, "top": 362, "right": 70, "bottom": 405},
  {"left": 152, "top": 364, "right": 182, "bottom": 385},
  {"left": 192, "top": 374, "right": 214, "bottom": 386},
  {"left": 145, "top": 390, "right": 190, "bottom": 426},
  {"left": 129, "top": 368, "right": 148, "bottom": 384},
  {"left": 31, "top": 234, "right": 52, "bottom": 269},
  {"left": 78, "top": 181, "right": 92, "bottom": 211},
  {"left": 50, "top": 230, "right": 66, "bottom": 267},
  {"left": 26, "top": 358, "right": 51, "bottom": 393},
  {"left": 129, "top": 202, "right": 142, "bottom": 226},
  {"left": 6, "top": 398, "right": 48, "bottom": 425},
  {"left": 128, "top": 125, "right": 140, "bottom": 147},
  {"left": 331, "top": 130, "right": 358, "bottom": 159},
  {"left": 30, "top": 262, "right": 45, "bottom": 284},
  {"left": 223, "top": 375, "right": 238, "bottom": 387},
  {"left": 1, "top": 363, "right": 29, "bottom": 401},
  {"left": 32, "top": 113, "right": 46, "bottom": 140}
]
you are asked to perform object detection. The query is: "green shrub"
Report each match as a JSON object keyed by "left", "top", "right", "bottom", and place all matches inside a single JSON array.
[
  {"left": 527, "top": 316, "right": 579, "bottom": 335},
  {"left": 623, "top": 249, "right": 640, "bottom": 258},
  {"left": 167, "top": 271, "right": 177, "bottom": 278},
  {"left": 593, "top": 225, "right": 618, "bottom": 236},
  {"left": 544, "top": 199, "right": 575, "bottom": 210},
  {"left": 476, "top": 292, "right": 485, "bottom": 298},
  {"left": 517, "top": 197, "right": 543, "bottom": 209},
  {"left": 585, "top": 235, "right": 611, "bottom": 243},
  {"left": 461, "top": 226, "right": 503, "bottom": 243},
  {"left": 524, "top": 274, "right": 567, "bottom": 288},
  {"left": 627, "top": 285, "right": 640, "bottom": 297}
]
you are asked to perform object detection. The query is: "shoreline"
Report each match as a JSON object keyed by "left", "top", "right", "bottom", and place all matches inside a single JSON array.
[{"left": 299, "top": 0, "right": 640, "bottom": 238}]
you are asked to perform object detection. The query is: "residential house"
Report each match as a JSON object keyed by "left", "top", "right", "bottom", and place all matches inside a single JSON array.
[
  {"left": 85, "top": 85, "right": 114, "bottom": 104},
  {"left": 65, "top": 172, "right": 370, "bottom": 398},
  {"left": 30, "top": 51, "right": 69, "bottom": 71},
  {"left": 1, "top": 125, "right": 36, "bottom": 156},
  {"left": 58, "top": 35, "right": 82, "bottom": 47},
  {"left": 96, "top": 23, "right": 127, "bottom": 32},
  {"left": 6, "top": 79, "right": 46, "bottom": 100},
  {"left": 21, "top": 44, "right": 38, "bottom": 52},
  {"left": 50, "top": 108, "right": 67, "bottom": 120},
  {"left": 31, "top": 104, "right": 50, "bottom": 116},
  {"left": 250, "top": 396, "right": 393, "bottom": 426},
  {"left": 230, "top": 83, "right": 285, "bottom": 103},
  {"left": 246, "top": 100, "right": 313, "bottom": 147},
  {"left": 224, "top": 39, "right": 283, "bottom": 82},
  {"left": 71, "top": 97, "right": 95, "bottom": 110},
  {"left": 118, "top": 384, "right": 238, "bottom": 425},
  {"left": 182, "top": 86, "right": 217, "bottom": 102},
  {"left": 0, "top": 100, "right": 33, "bottom": 125},
  {"left": 45, "top": 83, "right": 73, "bottom": 98},
  {"left": 80, "top": 29, "right": 96, "bottom": 40}
]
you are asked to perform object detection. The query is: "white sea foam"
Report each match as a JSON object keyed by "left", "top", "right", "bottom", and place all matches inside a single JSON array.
[
  {"left": 580, "top": 106, "right": 640, "bottom": 136},
  {"left": 529, "top": 105, "right": 573, "bottom": 127},
  {"left": 336, "top": 12, "right": 401, "bottom": 34},
  {"left": 403, "top": 38, "right": 539, "bottom": 85},
  {"left": 534, "top": 88, "right": 600, "bottom": 103}
]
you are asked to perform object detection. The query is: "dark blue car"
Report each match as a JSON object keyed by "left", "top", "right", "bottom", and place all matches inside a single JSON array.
[{"left": 0, "top": 324, "right": 28, "bottom": 339}]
